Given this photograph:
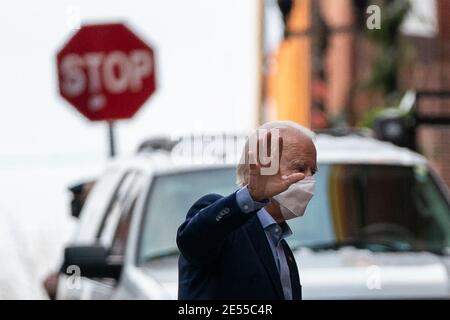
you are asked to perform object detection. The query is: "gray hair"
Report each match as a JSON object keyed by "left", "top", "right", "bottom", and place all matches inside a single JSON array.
[{"left": 236, "top": 121, "right": 315, "bottom": 186}]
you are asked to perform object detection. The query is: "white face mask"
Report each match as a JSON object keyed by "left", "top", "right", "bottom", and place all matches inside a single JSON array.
[{"left": 273, "top": 176, "right": 315, "bottom": 220}]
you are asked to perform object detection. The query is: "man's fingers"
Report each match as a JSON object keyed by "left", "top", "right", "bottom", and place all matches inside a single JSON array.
[
  {"left": 257, "top": 130, "right": 271, "bottom": 168},
  {"left": 256, "top": 132, "right": 260, "bottom": 166},
  {"left": 248, "top": 150, "right": 261, "bottom": 194},
  {"left": 248, "top": 151, "right": 260, "bottom": 174},
  {"left": 278, "top": 136, "right": 283, "bottom": 163},
  {"left": 269, "top": 135, "right": 282, "bottom": 174},
  {"left": 281, "top": 172, "right": 305, "bottom": 187}
]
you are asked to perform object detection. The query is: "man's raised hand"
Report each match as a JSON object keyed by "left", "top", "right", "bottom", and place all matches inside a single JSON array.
[{"left": 247, "top": 130, "right": 305, "bottom": 201}]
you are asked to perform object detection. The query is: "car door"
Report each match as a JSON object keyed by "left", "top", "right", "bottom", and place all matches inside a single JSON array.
[
  {"left": 58, "top": 169, "right": 145, "bottom": 300},
  {"left": 86, "top": 170, "right": 145, "bottom": 299}
]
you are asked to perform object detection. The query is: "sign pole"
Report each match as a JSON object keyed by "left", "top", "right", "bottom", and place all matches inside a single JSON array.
[{"left": 108, "top": 121, "right": 116, "bottom": 157}]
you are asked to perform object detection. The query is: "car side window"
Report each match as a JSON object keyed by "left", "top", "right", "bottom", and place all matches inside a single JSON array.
[
  {"left": 75, "top": 169, "right": 125, "bottom": 242},
  {"left": 108, "top": 173, "right": 145, "bottom": 257},
  {"left": 97, "top": 171, "right": 141, "bottom": 246},
  {"left": 109, "top": 195, "right": 139, "bottom": 257}
]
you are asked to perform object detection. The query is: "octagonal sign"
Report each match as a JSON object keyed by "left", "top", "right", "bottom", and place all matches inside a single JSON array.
[{"left": 57, "top": 23, "right": 156, "bottom": 121}]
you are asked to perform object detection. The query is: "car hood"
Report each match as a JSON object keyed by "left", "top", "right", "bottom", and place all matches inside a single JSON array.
[
  {"left": 294, "top": 247, "right": 450, "bottom": 299},
  {"left": 139, "top": 249, "right": 450, "bottom": 300}
]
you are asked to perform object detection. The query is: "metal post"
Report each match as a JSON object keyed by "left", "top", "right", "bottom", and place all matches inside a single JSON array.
[
  {"left": 108, "top": 121, "right": 116, "bottom": 157},
  {"left": 256, "top": 0, "right": 265, "bottom": 128}
]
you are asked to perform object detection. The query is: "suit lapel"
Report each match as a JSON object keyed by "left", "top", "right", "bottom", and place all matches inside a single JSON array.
[
  {"left": 245, "top": 215, "right": 284, "bottom": 299},
  {"left": 281, "top": 240, "right": 302, "bottom": 300}
]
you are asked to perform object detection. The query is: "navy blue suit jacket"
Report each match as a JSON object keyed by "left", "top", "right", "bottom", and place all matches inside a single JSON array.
[{"left": 177, "top": 192, "right": 302, "bottom": 300}]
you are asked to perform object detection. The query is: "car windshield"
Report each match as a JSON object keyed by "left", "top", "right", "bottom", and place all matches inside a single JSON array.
[{"left": 137, "top": 164, "right": 450, "bottom": 264}]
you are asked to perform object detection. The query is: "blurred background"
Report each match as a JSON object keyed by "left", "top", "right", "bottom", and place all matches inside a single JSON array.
[{"left": 0, "top": 0, "right": 449, "bottom": 299}]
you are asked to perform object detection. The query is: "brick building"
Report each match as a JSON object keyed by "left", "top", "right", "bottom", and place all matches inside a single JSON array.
[
  {"left": 402, "top": 0, "right": 450, "bottom": 187},
  {"left": 350, "top": 0, "right": 450, "bottom": 187},
  {"left": 264, "top": 0, "right": 450, "bottom": 188}
]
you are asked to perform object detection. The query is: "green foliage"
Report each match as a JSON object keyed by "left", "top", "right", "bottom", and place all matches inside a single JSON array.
[
  {"left": 366, "top": 0, "right": 411, "bottom": 45},
  {"left": 359, "top": 93, "right": 406, "bottom": 128},
  {"left": 362, "top": 0, "right": 411, "bottom": 94},
  {"left": 359, "top": 106, "right": 386, "bottom": 128}
]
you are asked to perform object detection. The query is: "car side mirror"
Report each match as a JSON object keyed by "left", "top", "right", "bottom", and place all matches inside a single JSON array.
[{"left": 61, "top": 245, "right": 123, "bottom": 280}]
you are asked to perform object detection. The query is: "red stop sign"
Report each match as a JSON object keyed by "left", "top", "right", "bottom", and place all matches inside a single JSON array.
[{"left": 57, "top": 23, "right": 156, "bottom": 121}]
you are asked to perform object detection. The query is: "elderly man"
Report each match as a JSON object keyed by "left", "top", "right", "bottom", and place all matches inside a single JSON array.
[{"left": 177, "top": 121, "right": 317, "bottom": 300}]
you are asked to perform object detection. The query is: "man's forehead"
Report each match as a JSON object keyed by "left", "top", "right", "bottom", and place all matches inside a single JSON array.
[
  {"left": 282, "top": 134, "right": 315, "bottom": 153},
  {"left": 282, "top": 138, "right": 317, "bottom": 163},
  {"left": 284, "top": 146, "right": 315, "bottom": 161}
]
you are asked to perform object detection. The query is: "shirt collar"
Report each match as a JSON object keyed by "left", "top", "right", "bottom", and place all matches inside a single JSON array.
[{"left": 257, "top": 208, "right": 293, "bottom": 241}]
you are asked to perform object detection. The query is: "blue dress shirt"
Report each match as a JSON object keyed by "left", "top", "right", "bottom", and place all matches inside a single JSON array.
[{"left": 236, "top": 186, "right": 293, "bottom": 300}]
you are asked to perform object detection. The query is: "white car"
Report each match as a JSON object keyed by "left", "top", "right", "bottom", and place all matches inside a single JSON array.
[{"left": 57, "top": 133, "right": 450, "bottom": 299}]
